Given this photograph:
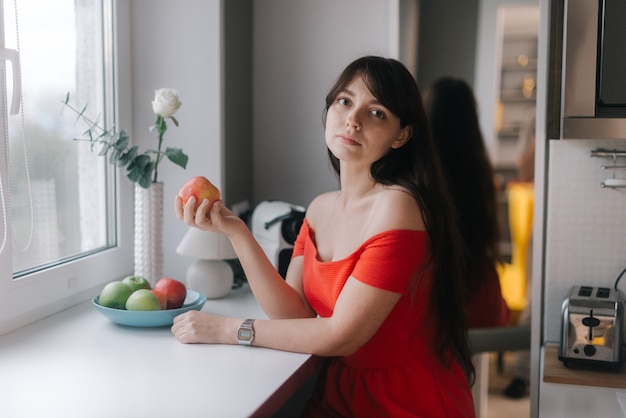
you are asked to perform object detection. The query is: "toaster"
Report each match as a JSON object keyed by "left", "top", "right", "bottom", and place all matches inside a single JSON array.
[{"left": 559, "top": 285, "right": 624, "bottom": 369}]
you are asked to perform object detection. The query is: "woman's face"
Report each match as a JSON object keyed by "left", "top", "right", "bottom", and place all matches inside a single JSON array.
[{"left": 325, "top": 75, "right": 410, "bottom": 168}]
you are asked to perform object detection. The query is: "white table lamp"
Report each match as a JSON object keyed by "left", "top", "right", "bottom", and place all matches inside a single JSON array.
[{"left": 176, "top": 229, "right": 238, "bottom": 299}]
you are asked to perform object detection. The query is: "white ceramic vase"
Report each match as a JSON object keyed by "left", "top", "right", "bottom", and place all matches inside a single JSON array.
[{"left": 133, "top": 182, "right": 164, "bottom": 285}]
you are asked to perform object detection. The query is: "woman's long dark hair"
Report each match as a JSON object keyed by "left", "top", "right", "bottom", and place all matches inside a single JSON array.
[
  {"left": 322, "top": 56, "right": 474, "bottom": 383},
  {"left": 424, "top": 77, "right": 501, "bottom": 293}
]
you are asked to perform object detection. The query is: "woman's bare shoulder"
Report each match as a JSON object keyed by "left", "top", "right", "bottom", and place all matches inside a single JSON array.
[
  {"left": 305, "top": 191, "right": 339, "bottom": 228},
  {"left": 371, "top": 186, "right": 425, "bottom": 232}
]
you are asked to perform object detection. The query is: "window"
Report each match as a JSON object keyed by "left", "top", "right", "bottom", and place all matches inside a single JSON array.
[{"left": 0, "top": 0, "right": 133, "bottom": 334}]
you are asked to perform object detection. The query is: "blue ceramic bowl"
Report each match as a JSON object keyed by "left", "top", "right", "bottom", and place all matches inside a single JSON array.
[{"left": 93, "top": 289, "right": 207, "bottom": 327}]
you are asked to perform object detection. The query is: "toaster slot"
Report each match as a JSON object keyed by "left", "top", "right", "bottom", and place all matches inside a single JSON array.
[{"left": 569, "top": 312, "right": 615, "bottom": 347}]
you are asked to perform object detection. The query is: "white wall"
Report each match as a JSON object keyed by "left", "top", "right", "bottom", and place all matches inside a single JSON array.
[
  {"left": 543, "top": 139, "right": 626, "bottom": 342},
  {"left": 417, "top": 0, "right": 479, "bottom": 89},
  {"left": 251, "top": 0, "right": 401, "bottom": 208},
  {"left": 126, "top": 0, "right": 403, "bottom": 280},
  {"left": 128, "top": 0, "right": 223, "bottom": 281}
]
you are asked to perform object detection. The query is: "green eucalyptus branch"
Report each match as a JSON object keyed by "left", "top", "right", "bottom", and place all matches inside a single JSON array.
[{"left": 62, "top": 92, "right": 188, "bottom": 189}]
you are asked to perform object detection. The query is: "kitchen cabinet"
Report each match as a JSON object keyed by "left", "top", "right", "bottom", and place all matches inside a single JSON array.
[
  {"left": 489, "top": 6, "right": 540, "bottom": 266},
  {"left": 495, "top": 34, "right": 538, "bottom": 176},
  {"left": 495, "top": 32, "right": 538, "bottom": 263},
  {"left": 539, "top": 345, "right": 626, "bottom": 417}
]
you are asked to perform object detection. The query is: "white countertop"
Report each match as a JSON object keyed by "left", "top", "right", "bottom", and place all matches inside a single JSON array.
[{"left": 0, "top": 285, "right": 319, "bottom": 418}]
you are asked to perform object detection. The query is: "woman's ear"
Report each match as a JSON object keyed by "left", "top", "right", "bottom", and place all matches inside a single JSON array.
[{"left": 391, "top": 125, "right": 412, "bottom": 149}]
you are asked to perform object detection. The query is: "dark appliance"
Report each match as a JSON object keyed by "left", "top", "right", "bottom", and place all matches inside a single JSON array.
[
  {"left": 551, "top": 0, "right": 626, "bottom": 139},
  {"left": 251, "top": 200, "right": 305, "bottom": 278}
]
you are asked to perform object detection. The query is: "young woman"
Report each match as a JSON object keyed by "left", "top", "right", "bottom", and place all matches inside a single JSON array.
[
  {"left": 173, "top": 56, "right": 475, "bottom": 417},
  {"left": 424, "top": 77, "right": 510, "bottom": 329}
]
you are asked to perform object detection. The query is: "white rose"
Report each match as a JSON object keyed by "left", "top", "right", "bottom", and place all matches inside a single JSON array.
[{"left": 152, "top": 88, "right": 182, "bottom": 118}]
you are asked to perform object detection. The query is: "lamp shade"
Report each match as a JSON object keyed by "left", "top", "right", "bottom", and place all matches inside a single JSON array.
[
  {"left": 176, "top": 228, "right": 237, "bottom": 260},
  {"left": 176, "top": 228, "right": 237, "bottom": 299}
]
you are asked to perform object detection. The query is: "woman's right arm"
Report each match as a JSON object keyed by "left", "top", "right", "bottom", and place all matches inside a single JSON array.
[{"left": 175, "top": 196, "right": 315, "bottom": 319}]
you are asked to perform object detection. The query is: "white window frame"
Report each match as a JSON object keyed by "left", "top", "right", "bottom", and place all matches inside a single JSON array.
[{"left": 0, "top": 0, "right": 134, "bottom": 335}]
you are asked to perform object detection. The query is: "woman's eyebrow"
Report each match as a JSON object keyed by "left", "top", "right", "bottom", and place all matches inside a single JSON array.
[
  {"left": 339, "top": 87, "right": 354, "bottom": 96},
  {"left": 340, "top": 86, "right": 383, "bottom": 106}
]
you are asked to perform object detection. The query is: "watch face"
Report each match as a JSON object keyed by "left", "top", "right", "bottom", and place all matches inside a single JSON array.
[{"left": 238, "top": 329, "right": 252, "bottom": 340}]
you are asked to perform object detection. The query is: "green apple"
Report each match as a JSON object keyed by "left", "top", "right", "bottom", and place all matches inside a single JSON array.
[
  {"left": 125, "top": 289, "right": 162, "bottom": 311},
  {"left": 122, "top": 275, "right": 151, "bottom": 292},
  {"left": 98, "top": 281, "right": 134, "bottom": 309}
]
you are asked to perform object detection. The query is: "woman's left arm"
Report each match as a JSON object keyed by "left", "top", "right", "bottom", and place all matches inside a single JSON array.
[{"left": 172, "top": 277, "right": 400, "bottom": 356}]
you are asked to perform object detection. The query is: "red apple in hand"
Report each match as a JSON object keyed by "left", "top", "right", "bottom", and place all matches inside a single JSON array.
[
  {"left": 178, "top": 176, "right": 220, "bottom": 211},
  {"left": 153, "top": 277, "right": 187, "bottom": 309}
]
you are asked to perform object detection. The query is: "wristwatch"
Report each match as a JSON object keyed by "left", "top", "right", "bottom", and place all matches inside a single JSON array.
[{"left": 237, "top": 319, "right": 255, "bottom": 346}]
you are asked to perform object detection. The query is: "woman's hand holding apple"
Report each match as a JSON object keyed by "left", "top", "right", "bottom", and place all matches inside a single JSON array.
[
  {"left": 175, "top": 185, "right": 247, "bottom": 240},
  {"left": 177, "top": 176, "right": 220, "bottom": 211},
  {"left": 176, "top": 175, "right": 227, "bottom": 231}
]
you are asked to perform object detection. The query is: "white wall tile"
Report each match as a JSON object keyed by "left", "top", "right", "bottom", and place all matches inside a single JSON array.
[{"left": 544, "top": 139, "right": 626, "bottom": 343}]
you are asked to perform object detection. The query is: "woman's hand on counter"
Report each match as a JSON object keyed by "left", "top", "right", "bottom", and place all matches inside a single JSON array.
[{"left": 172, "top": 311, "right": 241, "bottom": 344}]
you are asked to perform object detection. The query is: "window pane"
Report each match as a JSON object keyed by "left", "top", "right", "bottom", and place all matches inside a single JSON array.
[{"left": 6, "top": 0, "right": 113, "bottom": 275}]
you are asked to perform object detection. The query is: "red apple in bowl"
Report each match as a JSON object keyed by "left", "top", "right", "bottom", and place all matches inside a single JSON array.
[
  {"left": 152, "top": 289, "right": 168, "bottom": 310},
  {"left": 153, "top": 277, "right": 187, "bottom": 309},
  {"left": 178, "top": 176, "right": 220, "bottom": 211}
]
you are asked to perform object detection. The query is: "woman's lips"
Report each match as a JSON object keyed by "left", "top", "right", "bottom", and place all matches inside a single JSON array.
[{"left": 338, "top": 134, "right": 361, "bottom": 146}]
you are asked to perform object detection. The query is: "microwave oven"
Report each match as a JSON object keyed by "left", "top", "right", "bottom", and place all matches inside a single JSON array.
[{"left": 556, "top": 0, "right": 626, "bottom": 139}]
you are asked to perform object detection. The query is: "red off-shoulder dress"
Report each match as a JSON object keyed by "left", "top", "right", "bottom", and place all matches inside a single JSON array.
[{"left": 293, "top": 219, "right": 475, "bottom": 418}]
